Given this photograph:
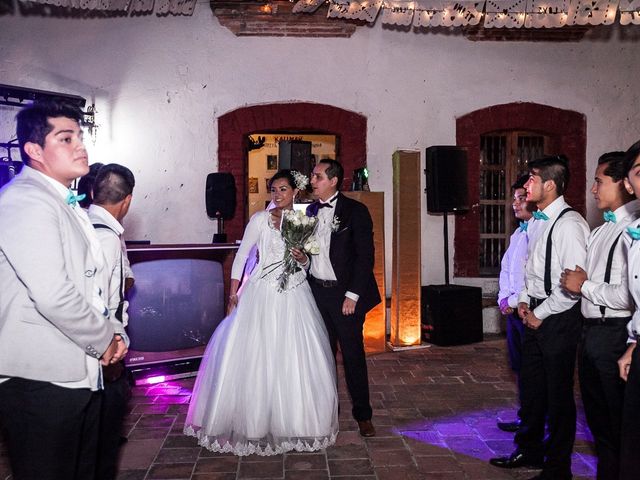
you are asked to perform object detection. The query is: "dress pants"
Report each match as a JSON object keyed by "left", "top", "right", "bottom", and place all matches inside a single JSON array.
[
  {"left": 578, "top": 321, "right": 628, "bottom": 480},
  {"left": 620, "top": 344, "right": 640, "bottom": 480},
  {"left": 95, "top": 365, "right": 131, "bottom": 480},
  {"left": 515, "top": 302, "right": 582, "bottom": 479},
  {"left": 310, "top": 282, "right": 372, "bottom": 421},
  {"left": 0, "top": 377, "right": 102, "bottom": 480},
  {"left": 506, "top": 312, "right": 525, "bottom": 419}
]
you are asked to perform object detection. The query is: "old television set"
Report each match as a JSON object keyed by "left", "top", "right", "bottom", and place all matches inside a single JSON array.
[{"left": 124, "top": 244, "right": 237, "bottom": 384}]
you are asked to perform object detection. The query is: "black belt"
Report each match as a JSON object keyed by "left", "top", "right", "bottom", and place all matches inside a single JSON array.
[
  {"left": 584, "top": 316, "right": 631, "bottom": 327},
  {"left": 529, "top": 297, "right": 546, "bottom": 309},
  {"left": 310, "top": 276, "right": 338, "bottom": 288}
]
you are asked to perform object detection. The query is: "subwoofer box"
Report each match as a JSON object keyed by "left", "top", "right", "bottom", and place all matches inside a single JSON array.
[{"left": 421, "top": 284, "right": 483, "bottom": 346}]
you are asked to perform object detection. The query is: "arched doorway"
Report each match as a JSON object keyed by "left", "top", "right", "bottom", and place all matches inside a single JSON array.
[{"left": 218, "top": 102, "right": 368, "bottom": 241}]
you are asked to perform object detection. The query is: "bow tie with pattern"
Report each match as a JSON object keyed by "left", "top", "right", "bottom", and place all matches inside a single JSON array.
[
  {"left": 66, "top": 190, "right": 86, "bottom": 206},
  {"left": 628, "top": 225, "right": 640, "bottom": 240},
  {"left": 603, "top": 210, "right": 616, "bottom": 223},
  {"left": 519, "top": 221, "right": 528, "bottom": 232},
  {"left": 532, "top": 210, "right": 549, "bottom": 221}
]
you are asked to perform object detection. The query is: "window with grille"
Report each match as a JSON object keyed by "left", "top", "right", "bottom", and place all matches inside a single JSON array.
[{"left": 478, "top": 132, "right": 546, "bottom": 276}]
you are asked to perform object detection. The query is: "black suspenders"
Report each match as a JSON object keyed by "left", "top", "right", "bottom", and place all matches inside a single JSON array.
[
  {"left": 600, "top": 231, "right": 624, "bottom": 317},
  {"left": 544, "top": 208, "right": 574, "bottom": 296}
]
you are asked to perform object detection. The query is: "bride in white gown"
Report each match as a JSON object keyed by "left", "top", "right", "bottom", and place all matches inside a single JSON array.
[{"left": 184, "top": 169, "right": 339, "bottom": 456}]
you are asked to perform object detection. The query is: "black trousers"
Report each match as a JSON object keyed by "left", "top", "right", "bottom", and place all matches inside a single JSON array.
[
  {"left": 620, "top": 344, "right": 640, "bottom": 480},
  {"left": 310, "top": 282, "right": 372, "bottom": 421},
  {"left": 95, "top": 366, "right": 131, "bottom": 480},
  {"left": 506, "top": 312, "right": 525, "bottom": 419},
  {"left": 578, "top": 321, "right": 628, "bottom": 480},
  {"left": 515, "top": 303, "right": 582, "bottom": 480},
  {"left": 0, "top": 377, "right": 102, "bottom": 480}
]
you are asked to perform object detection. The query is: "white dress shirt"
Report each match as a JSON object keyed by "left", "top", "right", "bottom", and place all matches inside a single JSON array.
[
  {"left": 498, "top": 225, "right": 528, "bottom": 309},
  {"left": 309, "top": 192, "right": 358, "bottom": 302},
  {"left": 88, "top": 204, "right": 131, "bottom": 329},
  {"left": 581, "top": 200, "right": 639, "bottom": 319},
  {"left": 518, "top": 196, "right": 590, "bottom": 321},
  {"left": 626, "top": 217, "right": 640, "bottom": 342}
]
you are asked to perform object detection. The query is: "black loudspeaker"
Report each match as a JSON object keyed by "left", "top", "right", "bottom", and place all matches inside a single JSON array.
[
  {"left": 425, "top": 146, "right": 469, "bottom": 213},
  {"left": 279, "top": 140, "right": 313, "bottom": 178},
  {"left": 205, "top": 173, "right": 236, "bottom": 220},
  {"left": 421, "top": 285, "right": 483, "bottom": 346}
]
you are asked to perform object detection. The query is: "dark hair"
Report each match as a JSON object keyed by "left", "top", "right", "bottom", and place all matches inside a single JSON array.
[
  {"left": 268, "top": 169, "right": 296, "bottom": 190},
  {"left": 16, "top": 99, "right": 83, "bottom": 165},
  {"left": 527, "top": 154, "right": 570, "bottom": 195},
  {"left": 93, "top": 163, "right": 135, "bottom": 205},
  {"left": 624, "top": 140, "right": 640, "bottom": 174},
  {"left": 319, "top": 159, "right": 344, "bottom": 190},
  {"left": 597, "top": 151, "right": 627, "bottom": 182},
  {"left": 77, "top": 162, "right": 104, "bottom": 208},
  {"left": 511, "top": 174, "right": 529, "bottom": 190}
]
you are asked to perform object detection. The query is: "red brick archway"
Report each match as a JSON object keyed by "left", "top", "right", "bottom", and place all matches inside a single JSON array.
[
  {"left": 455, "top": 102, "right": 586, "bottom": 277},
  {"left": 218, "top": 102, "right": 367, "bottom": 241}
]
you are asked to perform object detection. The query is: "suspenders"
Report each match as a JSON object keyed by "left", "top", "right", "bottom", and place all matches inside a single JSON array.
[
  {"left": 92, "top": 223, "right": 125, "bottom": 323},
  {"left": 544, "top": 208, "right": 574, "bottom": 296},
  {"left": 600, "top": 230, "right": 624, "bottom": 317}
]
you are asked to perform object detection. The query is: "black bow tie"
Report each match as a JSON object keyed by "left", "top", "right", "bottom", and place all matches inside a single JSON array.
[{"left": 318, "top": 202, "right": 333, "bottom": 209}]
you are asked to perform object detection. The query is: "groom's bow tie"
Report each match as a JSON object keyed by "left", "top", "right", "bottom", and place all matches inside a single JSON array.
[
  {"left": 66, "top": 190, "right": 86, "bottom": 207},
  {"left": 318, "top": 202, "right": 334, "bottom": 210},
  {"left": 532, "top": 210, "right": 549, "bottom": 221}
]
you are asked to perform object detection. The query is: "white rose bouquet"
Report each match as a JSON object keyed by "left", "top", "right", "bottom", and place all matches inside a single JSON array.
[{"left": 277, "top": 209, "right": 319, "bottom": 291}]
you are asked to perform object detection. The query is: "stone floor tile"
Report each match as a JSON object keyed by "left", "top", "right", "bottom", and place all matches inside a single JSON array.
[
  {"left": 326, "top": 443, "right": 368, "bottom": 460},
  {"left": 194, "top": 456, "right": 239, "bottom": 473},
  {"left": 116, "top": 469, "right": 148, "bottom": 480},
  {"left": 327, "top": 458, "right": 374, "bottom": 476},
  {"left": 147, "top": 462, "right": 195, "bottom": 479},
  {"left": 369, "top": 448, "right": 414, "bottom": 467},
  {"left": 155, "top": 447, "right": 201, "bottom": 464},
  {"left": 283, "top": 453, "right": 326, "bottom": 471},
  {"left": 119, "top": 438, "right": 166, "bottom": 470},
  {"left": 414, "top": 455, "right": 464, "bottom": 473},
  {"left": 237, "top": 461, "right": 284, "bottom": 478},
  {"left": 284, "top": 471, "right": 329, "bottom": 480}
]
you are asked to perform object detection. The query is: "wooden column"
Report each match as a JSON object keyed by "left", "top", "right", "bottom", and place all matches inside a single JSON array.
[
  {"left": 390, "top": 150, "right": 422, "bottom": 347},
  {"left": 344, "top": 191, "right": 386, "bottom": 354}
]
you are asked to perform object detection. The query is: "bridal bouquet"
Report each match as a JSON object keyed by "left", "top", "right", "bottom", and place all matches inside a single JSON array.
[{"left": 277, "top": 209, "right": 319, "bottom": 291}]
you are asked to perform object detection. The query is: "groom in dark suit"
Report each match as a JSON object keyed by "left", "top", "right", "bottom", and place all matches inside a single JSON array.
[{"left": 307, "top": 159, "right": 381, "bottom": 437}]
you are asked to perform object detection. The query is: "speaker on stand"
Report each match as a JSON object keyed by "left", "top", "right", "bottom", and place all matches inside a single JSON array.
[
  {"left": 423, "top": 146, "right": 482, "bottom": 345},
  {"left": 205, "top": 173, "right": 236, "bottom": 243}
]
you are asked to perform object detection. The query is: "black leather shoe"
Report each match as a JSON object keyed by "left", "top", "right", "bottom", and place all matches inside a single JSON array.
[
  {"left": 497, "top": 420, "right": 521, "bottom": 432},
  {"left": 489, "top": 450, "right": 543, "bottom": 469},
  {"left": 357, "top": 420, "right": 376, "bottom": 437}
]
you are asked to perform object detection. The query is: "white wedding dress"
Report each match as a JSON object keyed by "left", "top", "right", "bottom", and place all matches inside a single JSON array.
[{"left": 184, "top": 210, "right": 339, "bottom": 456}]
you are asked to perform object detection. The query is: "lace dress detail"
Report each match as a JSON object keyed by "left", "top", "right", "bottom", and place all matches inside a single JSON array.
[{"left": 183, "top": 210, "right": 338, "bottom": 456}]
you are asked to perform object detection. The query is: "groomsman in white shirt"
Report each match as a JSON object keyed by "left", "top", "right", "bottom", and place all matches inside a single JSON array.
[
  {"left": 560, "top": 151, "right": 637, "bottom": 480},
  {"left": 496, "top": 174, "right": 535, "bottom": 433},
  {"left": 490, "top": 155, "right": 589, "bottom": 480},
  {"left": 617, "top": 140, "right": 640, "bottom": 480}
]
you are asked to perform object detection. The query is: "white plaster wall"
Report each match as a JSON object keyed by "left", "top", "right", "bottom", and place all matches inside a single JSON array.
[{"left": 1, "top": 8, "right": 639, "bottom": 293}]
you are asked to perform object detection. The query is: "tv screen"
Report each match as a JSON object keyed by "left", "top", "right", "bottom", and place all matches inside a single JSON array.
[{"left": 125, "top": 258, "right": 225, "bottom": 368}]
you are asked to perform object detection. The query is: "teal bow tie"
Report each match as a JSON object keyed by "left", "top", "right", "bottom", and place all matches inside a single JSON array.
[
  {"left": 627, "top": 226, "right": 640, "bottom": 240},
  {"left": 603, "top": 210, "right": 616, "bottom": 223},
  {"left": 532, "top": 210, "right": 549, "bottom": 221},
  {"left": 66, "top": 190, "right": 86, "bottom": 206},
  {"left": 519, "top": 221, "right": 528, "bottom": 232}
]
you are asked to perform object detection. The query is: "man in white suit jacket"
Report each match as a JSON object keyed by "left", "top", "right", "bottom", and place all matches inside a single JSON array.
[{"left": 0, "top": 100, "right": 126, "bottom": 480}]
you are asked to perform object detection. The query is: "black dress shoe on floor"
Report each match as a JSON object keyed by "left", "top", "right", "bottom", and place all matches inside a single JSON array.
[
  {"left": 489, "top": 450, "right": 543, "bottom": 469},
  {"left": 497, "top": 420, "right": 521, "bottom": 432},
  {"left": 357, "top": 420, "right": 376, "bottom": 437}
]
